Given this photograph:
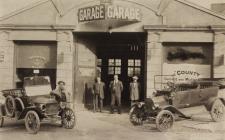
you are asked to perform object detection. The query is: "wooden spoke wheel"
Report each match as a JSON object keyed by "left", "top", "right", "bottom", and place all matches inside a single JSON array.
[
  {"left": 129, "top": 106, "right": 143, "bottom": 126},
  {"left": 156, "top": 110, "right": 174, "bottom": 132},
  {"left": 5, "top": 96, "right": 16, "bottom": 117},
  {"left": 210, "top": 99, "right": 225, "bottom": 122},
  {"left": 25, "top": 111, "right": 40, "bottom": 134},
  {"left": 61, "top": 108, "right": 76, "bottom": 129}
]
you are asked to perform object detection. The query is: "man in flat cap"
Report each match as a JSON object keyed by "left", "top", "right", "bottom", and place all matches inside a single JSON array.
[
  {"left": 51, "top": 81, "right": 70, "bottom": 103},
  {"left": 129, "top": 76, "right": 140, "bottom": 107}
]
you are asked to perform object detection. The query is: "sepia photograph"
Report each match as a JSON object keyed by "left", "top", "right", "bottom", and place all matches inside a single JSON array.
[{"left": 0, "top": 0, "right": 225, "bottom": 139}]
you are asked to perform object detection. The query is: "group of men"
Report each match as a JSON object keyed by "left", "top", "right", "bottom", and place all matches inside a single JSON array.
[
  {"left": 51, "top": 74, "right": 140, "bottom": 114},
  {"left": 92, "top": 75, "right": 140, "bottom": 114}
]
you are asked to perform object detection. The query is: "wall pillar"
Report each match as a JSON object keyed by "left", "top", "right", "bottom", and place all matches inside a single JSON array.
[
  {"left": 214, "top": 32, "right": 225, "bottom": 78},
  {"left": 0, "top": 31, "right": 14, "bottom": 90},
  {"left": 146, "top": 32, "right": 163, "bottom": 97},
  {"left": 56, "top": 31, "right": 74, "bottom": 102}
]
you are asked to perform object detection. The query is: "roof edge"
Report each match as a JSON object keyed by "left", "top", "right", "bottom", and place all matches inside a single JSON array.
[
  {"left": 176, "top": 0, "right": 225, "bottom": 20},
  {"left": 0, "top": 0, "right": 51, "bottom": 22}
]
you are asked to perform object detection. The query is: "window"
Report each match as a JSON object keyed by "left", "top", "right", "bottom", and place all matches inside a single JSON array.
[
  {"left": 128, "top": 59, "right": 141, "bottom": 77},
  {"left": 108, "top": 59, "right": 121, "bottom": 75}
]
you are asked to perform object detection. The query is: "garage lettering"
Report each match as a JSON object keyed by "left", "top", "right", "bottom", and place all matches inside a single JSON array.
[
  {"left": 78, "top": 5, "right": 105, "bottom": 22},
  {"left": 107, "top": 5, "right": 141, "bottom": 21},
  {"left": 78, "top": 4, "right": 142, "bottom": 22}
]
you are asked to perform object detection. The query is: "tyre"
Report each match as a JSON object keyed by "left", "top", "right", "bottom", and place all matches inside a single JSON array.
[
  {"left": 25, "top": 111, "right": 40, "bottom": 134},
  {"left": 0, "top": 116, "right": 4, "bottom": 127},
  {"left": 156, "top": 110, "right": 174, "bottom": 132},
  {"left": 129, "top": 106, "right": 143, "bottom": 126},
  {"left": 210, "top": 99, "right": 225, "bottom": 122},
  {"left": 61, "top": 108, "right": 76, "bottom": 129},
  {"left": 5, "top": 96, "right": 16, "bottom": 117}
]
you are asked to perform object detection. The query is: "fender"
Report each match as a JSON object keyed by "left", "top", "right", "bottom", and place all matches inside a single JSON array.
[
  {"left": 204, "top": 97, "right": 225, "bottom": 111},
  {"left": 162, "top": 105, "right": 191, "bottom": 119},
  {"left": 15, "top": 97, "right": 25, "bottom": 111},
  {"left": 17, "top": 106, "right": 44, "bottom": 120},
  {"left": 131, "top": 102, "right": 145, "bottom": 108}
]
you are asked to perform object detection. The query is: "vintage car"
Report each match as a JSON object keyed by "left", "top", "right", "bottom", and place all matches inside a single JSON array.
[
  {"left": 129, "top": 76, "right": 225, "bottom": 131},
  {"left": 0, "top": 76, "right": 76, "bottom": 134}
]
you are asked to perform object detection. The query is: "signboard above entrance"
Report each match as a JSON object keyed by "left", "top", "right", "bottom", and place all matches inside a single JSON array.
[{"left": 78, "top": 4, "right": 142, "bottom": 22}]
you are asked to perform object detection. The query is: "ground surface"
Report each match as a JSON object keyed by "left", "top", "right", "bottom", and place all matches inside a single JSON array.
[{"left": 0, "top": 106, "right": 225, "bottom": 140}]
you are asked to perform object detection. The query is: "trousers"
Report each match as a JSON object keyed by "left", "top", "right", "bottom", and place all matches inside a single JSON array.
[{"left": 93, "top": 94, "right": 103, "bottom": 112}]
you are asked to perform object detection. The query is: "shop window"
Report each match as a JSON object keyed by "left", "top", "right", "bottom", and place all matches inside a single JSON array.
[{"left": 128, "top": 59, "right": 141, "bottom": 77}]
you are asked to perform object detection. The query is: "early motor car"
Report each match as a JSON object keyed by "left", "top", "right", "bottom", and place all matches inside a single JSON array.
[
  {"left": 129, "top": 75, "right": 225, "bottom": 131},
  {"left": 0, "top": 76, "right": 76, "bottom": 134}
]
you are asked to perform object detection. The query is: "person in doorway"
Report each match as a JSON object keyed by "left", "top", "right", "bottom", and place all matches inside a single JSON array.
[
  {"left": 130, "top": 76, "right": 140, "bottom": 107},
  {"left": 109, "top": 75, "right": 123, "bottom": 114},
  {"left": 92, "top": 77, "right": 105, "bottom": 112},
  {"left": 51, "top": 81, "right": 70, "bottom": 103}
]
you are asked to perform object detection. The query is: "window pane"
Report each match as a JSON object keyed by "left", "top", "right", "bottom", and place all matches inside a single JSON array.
[
  {"left": 108, "top": 59, "right": 114, "bottom": 66},
  {"left": 135, "top": 68, "right": 141, "bottom": 75},
  {"left": 115, "top": 59, "right": 121, "bottom": 66},
  {"left": 128, "top": 67, "right": 134, "bottom": 76},
  {"left": 115, "top": 67, "right": 121, "bottom": 74},
  {"left": 128, "top": 59, "right": 134, "bottom": 66},
  {"left": 108, "top": 67, "right": 114, "bottom": 75},
  {"left": 135, "top": 59, "right": 141, "bottom": 67},
  {"left": 97, "top": 59, "right": 102, "bottom": 66}
]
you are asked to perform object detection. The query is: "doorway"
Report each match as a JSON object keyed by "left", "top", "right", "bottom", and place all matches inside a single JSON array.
[{"left": 75, "top": 32, "right": 147, "bottom": 108}]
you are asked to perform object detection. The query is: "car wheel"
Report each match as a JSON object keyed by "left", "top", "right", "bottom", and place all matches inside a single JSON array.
[
  {"left": 210, "top": 99, "right": 225, "bottom": 122},
  {"left": 25, "top": 111, "right": 40, "bottom": 134},
  {"left": 61, "top": 108, "right": 76, "bottom": 129},
  {"left": 156, "top": 110, "right": 174, "bottom": 132},
  {"left": 0, "top": 116, "right": 4, "bottom": 127},
  {"left": 129, "top": 106, "right": 143, "bottom": 126},
  {"left": 5, "top": 96, "right": 16, "bottom": 117}
]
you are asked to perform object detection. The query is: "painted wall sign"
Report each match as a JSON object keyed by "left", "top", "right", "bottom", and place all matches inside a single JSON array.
[
  {"left": 162, "top": 63, "right": 210, "bottom": 82},
  {"left": 78, "top": 4, "right": 142, "bottom": 22}
]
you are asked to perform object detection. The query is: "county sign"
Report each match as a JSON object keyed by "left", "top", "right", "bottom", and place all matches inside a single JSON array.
[
  {"left": 78, "top": 4, "right": 142, "bottom": 22},
  {"left": 162, "top": 63, "right": 211, "bottom": 83}
]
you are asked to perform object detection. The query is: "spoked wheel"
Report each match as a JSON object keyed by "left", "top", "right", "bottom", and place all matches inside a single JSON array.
[
  {"left": 129, "top": 106, "right": 143, "bottom": 126},
  {"left": 61, "top": 108, "right": 76, "bottom": 129},
  {"left": 156, "top": 110, "right": 174, "bottom": 132},
  {"left": 210, "top": 99, "right": 225, "bottom": 122},
  {"left": 25, "top": 111, "right": 40, "bottom": 134},
  {"left": 0, "top": 116, "right": 4, "bottom": 127},
  {"left": 5, "top": 96, "right": 16, "bottom": 117}
]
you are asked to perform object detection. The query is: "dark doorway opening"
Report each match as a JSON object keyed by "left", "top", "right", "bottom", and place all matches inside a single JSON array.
[{"left": 76, "top": 32, "right": 147, "bottom": 108}]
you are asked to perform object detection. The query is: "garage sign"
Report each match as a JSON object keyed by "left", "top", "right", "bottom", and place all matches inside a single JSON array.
[{"left": 78, "top": 4, "right": 142, "bottom": 22}]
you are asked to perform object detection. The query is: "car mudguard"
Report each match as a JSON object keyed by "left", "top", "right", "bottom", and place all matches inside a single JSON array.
[
  {"left": 17, "top": 106, "right": 44, "bottom": 120},
  {"left": 205, "top": 97, "right": 225, "bottom": 111},
  {"left": 162, "top": 105, "right": 191, "bottom": 119}
]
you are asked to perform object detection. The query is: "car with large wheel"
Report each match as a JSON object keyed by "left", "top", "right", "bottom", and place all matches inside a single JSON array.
[
  {"left": 0, "top": 76, "right": 76, "bottom": 134},
  {"left": 129, "top": 76, "right": 225, "bottom": 132}
]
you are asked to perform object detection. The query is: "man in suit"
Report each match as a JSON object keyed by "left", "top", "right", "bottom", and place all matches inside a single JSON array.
[
  {"left": 109, "top": 75, "right": 123, "bottom": 114},
  {"left": 130, "top": 76, "right": 140, "bottom": 107},
  {"left": 92, "top": 77, "right": 105, "bottom": 112}
]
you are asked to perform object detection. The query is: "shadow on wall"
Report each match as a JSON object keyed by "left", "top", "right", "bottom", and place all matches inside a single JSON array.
[{"left": 83, "top": 81, "right": 94, "bottom": 110}]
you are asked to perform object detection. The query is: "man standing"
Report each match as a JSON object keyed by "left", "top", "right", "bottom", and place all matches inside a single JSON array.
[
  {"left": 92, "top": 77, "right": 105, "bottom": 112},
  {"left": 109, "top": 75, "right": 123, "bottom": 114},
  {"left": 130, "top": 76, "right": 140, "bottom": 107}
]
